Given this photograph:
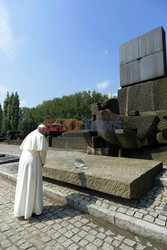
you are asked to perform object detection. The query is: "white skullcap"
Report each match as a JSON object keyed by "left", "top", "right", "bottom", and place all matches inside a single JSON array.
[{"left": 37, "top": 124, "right": 46, "bottom": 129}]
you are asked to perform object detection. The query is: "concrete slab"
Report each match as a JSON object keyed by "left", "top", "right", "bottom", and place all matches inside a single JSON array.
[
  {"left": 139, "top": 26, "right": 165, "bottom": 57},
  {"left": 119, "top": 26, "right": 166, "bottom": 87},
  {"left": 42, "top": 155, "right": 162, "bottom": 199},
  {"left": 140, "top": 51, "right": 165, "bottom": 81},
  {"left": 0, "top": 153, "right": 19, "bottom": 164},
  {"left": 120, "top": 37, "right": 139, "bottom": 65},
  {"left": 120, "top": 60, "right": 140, "bottom": 87}
]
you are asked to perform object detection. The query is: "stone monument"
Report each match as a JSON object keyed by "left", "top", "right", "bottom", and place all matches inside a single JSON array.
[
  {"left": 42, "top": 27, "right": 165, "bottom": 200},
  {"left": 83, "top": 26, "right": 167, "bottom": 163}
]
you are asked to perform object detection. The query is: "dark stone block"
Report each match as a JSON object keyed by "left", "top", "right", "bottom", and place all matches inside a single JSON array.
[
  {"left": 96, "top": 110, "right": 159, "bottom": 143},
  {"left": 101, "top": 99, "right": 119, "bottom": 114},
  {"left": 120, "top": 60, "right": 140, "bottom": 87},
  {"left": 156, "top": 132, "right": 167, "bottom": 144},
  {"left": 140, "top": 51, "right": 166, "bottom": 81},
  {"left": 162, "top": 129, "right": 167, "bottom": 140},
  {"left": 126, "top": 145, "right": 167, "bottom": 164},
  {"left": 92, "top": 136, "right": 108, "bottom": 148},
  {"left": 115, "top": 129, "right": 140, "bottom": 149},
  {"left": 82, "top": 131, "right": 98, "bottom": 147},
  {"left": 119, "top": 26, "right": 166, "bottom": 87},
  {"left": 120, "top": 37, "right": 139, "bottom": 65},
  {"left": 141, "top": 133, "right": 157, "bottom": 146},
  {"left": 139, "top": 27, "right": 165, "bottom": 58},
  {"left": 140, "top": 110, "right": 167, "bottom": 131}
]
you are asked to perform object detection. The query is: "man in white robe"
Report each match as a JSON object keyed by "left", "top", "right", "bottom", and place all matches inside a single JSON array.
[{"left": 14, "top": 124, "right": 49, "bottom": 219}]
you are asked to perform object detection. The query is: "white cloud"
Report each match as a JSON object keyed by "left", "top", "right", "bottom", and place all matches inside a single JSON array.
[
  {"left": 20, "top": 100, "right": 26, "bottom": 107},
  {"left": 0, "top": 0, "right": 25, "bottom": 60},
  {"left": 102, "top": 48, "right": 109, "bottom": 56},
  {"left": 97, "top": 80, "right": 110, "bottom": 91}
]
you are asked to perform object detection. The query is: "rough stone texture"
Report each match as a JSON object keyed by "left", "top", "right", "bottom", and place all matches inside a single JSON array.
[
  {"left": 101, "top": 99, "right": 119, "bottom": 114},
  {"left": 115, "top": 129, "right": 140, "bottom": 149},
  {"left": 82, "top": 131, "right": 98, "bottom": 148},
  {"left": 156, "top": 132, "right": 167, "bottom": 144},
  {"left": 96, "top": 110, "right": 159, "bottom": 143},
  {"left": 62, "top": 131, "right": 86, "bottom": 137},
  {"left": 86, "top": 146, "right": 113, "bottom": 156},
  {"left": 120, "top": 26, "right": 166, "bottom": 87},
  {"left": 118, "top": 77, "right": 167, "bottom": 115},
  {"left": 42, "top": 154, "right": 162, "bottom": 199},
  {"left": 139, "top": 110, "right": 167, "bottom": 131},
  {"left": 128, "top": 111, "right": 140, "bottom": 116},
  {"left": 162, "top": 129, "right": 167, "bottom": 140},
  {"left": 90, "top": 103, "right": 103, "bottom": 116},
  {"left": 51, "top": 137, "right": 87, "bottom": 151}
]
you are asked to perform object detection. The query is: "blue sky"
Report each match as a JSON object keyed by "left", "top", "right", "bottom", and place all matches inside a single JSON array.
[{"left": 0, "top": 0, "right": 167, "bottom": 108}]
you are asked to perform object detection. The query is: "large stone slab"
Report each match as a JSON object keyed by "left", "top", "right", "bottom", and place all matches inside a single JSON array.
[
  {"left": 120, "top": 26, "right": 166, "bottom": 87},
  {"left": 43, "top": 155, "right": 162, "bottom": 199},
  {"left": 120, "top": 60, "right": 140, "bottom": 86},
  {"left": 139, "top": 26, "right": 165, "bottom": 57},
  {"left": 120, "top": 37, "right": 139, "bottom": 65},
  {"left": 140, "top": 51, "right": 165, "bottom": 81}
]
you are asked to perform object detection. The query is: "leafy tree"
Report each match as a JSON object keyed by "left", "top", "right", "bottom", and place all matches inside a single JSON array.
[
  {"left": 2, "top": 92, "right": 10, "bottom": 132},
  {"left": 2, "top": 92, "right": 20, "bottom": 133},
  {"left": 19, "top": 108, "right": 37, "bottom": 132},
  {"left": 11, "top": 92, "right": 20, "bottom": 130},
  {"left": 24, "top": 90, "right": 107, "bottom": 126}
]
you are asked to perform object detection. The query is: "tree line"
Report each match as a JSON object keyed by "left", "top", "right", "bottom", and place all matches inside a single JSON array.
[{"left": 0, "top": 90, "right": 108, "bottom": 133}]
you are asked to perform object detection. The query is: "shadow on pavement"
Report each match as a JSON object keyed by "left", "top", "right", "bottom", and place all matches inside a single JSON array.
[{"left": 28, "top": 193, "right": 97, "bottom": 223}]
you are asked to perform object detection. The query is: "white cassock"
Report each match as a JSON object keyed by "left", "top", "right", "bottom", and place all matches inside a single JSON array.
[{"left": 14, "top": 129, "right": 49, "bottom": 219}]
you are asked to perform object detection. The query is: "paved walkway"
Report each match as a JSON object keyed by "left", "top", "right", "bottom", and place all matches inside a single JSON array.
[
  {"left": 0, "top": 177, "right": 165, "bottom": 250},
  {"left": 0, "top": 144, "right": 167, "bottom": 248}
]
